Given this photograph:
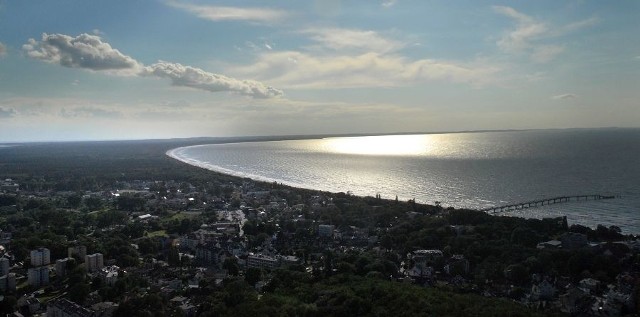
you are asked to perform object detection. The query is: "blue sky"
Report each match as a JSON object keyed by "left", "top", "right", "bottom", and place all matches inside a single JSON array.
[{"left": 0, "top": 0, "right": 638, "bottom": 141}]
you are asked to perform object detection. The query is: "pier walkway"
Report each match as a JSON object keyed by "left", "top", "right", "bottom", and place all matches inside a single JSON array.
[{"left": 479, "top": 194, "right": 616, "bottom": 214}]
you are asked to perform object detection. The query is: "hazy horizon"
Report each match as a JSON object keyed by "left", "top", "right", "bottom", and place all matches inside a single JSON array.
[{"left": 1, "top": 1, "right": 639, "bottom": 142}]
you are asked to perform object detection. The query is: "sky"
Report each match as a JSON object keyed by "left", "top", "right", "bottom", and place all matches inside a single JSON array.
[{"left": 0, "top": 0, "right": 638, "bottom": 142}]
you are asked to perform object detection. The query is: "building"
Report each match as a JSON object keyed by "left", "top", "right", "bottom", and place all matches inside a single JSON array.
[
  {"left": 55, "top": 258, "right": 72, "bottom": 279},
  {"left": 247, "top": 253, "right": 279, "bottom": 270},
  {"left": 47, "top": 298, "right": 95, "bottom": 317},
  {"left": 412, "top": 250, "right": 443, "bottom": 268},
  {"left": 98, "top": 266, "right": 120, "bottom": 286},
  {"left": 560, "top": 232, "right": 588, "bottom": 249},
  {"left": 444, "top": 254, "right": 470, "bottom": 276},
  {"left": 30, "top": 247, "right": 50, "bottom": 267},
  {"left": 86, "top": 253, "right": 104, "bottom": 273},
  {"left": 318, "top": 225, "right": 335, "bottom": 238},
  {"left": 0, "top": 273, "right": 16, "bottom": 292},
  {"left": 0, "top": 179, "right": 19, "bottom": 192},
  {"left": 0, "top": 256, "right": 9, "bottom": 276},
  {"left": 68, "top": 245, "right": 87, "bottom": 262},
  {"left": 195, "top": 243, "right": 223, "bottom": 267},
  {"left": 28, "top": 266, "right": 49, "bottom": 288}
]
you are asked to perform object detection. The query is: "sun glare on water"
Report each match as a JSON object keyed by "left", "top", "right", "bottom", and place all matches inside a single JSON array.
[{"left": 320, "top": 134, "right": 435, "bottom": 156}]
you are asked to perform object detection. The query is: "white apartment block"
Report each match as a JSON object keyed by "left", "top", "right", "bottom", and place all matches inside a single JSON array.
[
  {"left": 85, "top": 253, "right": 104, "bottom": 272},
  {"left": 30, "top": 247, "right": 50, "bottom": 267}
]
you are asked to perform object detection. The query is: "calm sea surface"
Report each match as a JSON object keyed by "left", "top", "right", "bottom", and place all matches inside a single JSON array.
[{"left": 168, "top": 129, "right": 640, "bottom": 233}]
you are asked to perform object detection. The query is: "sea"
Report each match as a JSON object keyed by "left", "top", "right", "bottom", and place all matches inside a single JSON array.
[{"left": 168, "top": 129, "right": 640, "bottom": 234}]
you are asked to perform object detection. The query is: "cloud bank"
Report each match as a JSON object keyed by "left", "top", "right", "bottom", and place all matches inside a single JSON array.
[
  {"left": 233, "top": 27, "right": 498, "bottom": 89},
  {"left": 23, "top": 33, "right": 282, "bottom": 98}
]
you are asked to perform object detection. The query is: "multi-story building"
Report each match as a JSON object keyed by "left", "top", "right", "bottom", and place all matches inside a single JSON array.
[
  {"left": 195, "top": 243, "right": 223, "bottom": 267},
  {"left": 30, "top": 247, "right": 50, "bottom": 267},
  {"left": 85, "top": 253, "right": 104, "bottom": 273},
  {"left": 68, "top": 245, "right": 87, "bottom": 262},
  {"left": 0, "top": 273, "right": 16, "bottom": 292},
  {"left": 0, "top": 256, "right": 10, "bottom": 276},
  {"left": 247, "top": 253, "right": 279, "bottom": 270},
  {"left": 28, "top": 266, "right": 49, "bottom": 288},
  {"left": 55, "top": 258, "right": 72, "bottom": 279}
]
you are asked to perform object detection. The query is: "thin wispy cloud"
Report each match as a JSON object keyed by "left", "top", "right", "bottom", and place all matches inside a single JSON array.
[
  {"left": 301, "top": 28, "right": 405, "bottom": 53},
  {"left": 493, "top": 6, "right": 548, "bottom": 52},
  {"left": 381, "top": 0, "right": 398, "bottom": 8},
  {"left": 494, "top": 6, "right": 598, "bottom": 63},
  {"left": 552, "top": 93, "right": 577, "bottom": 100},
  {"left": 531, "top": 45, "right": 565, "bottom": 63},
  {"left": 233, "top": 50, "right": 498, "bottom": 89},
  {"left": 166, "top": 1, "right": 289, "bottom": 24},
  {"left": 60, "top": 106, "right": 124, "bottom": 119},
  {"left": 233, "top": 27, "right": 498, "bottom": 89},
  {"left": 23, "top": 33, "right": 283, "bottom": 99}
]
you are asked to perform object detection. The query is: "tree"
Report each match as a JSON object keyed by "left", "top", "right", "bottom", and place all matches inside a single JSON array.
[
  {"left": 69, "top": 282, "right": 91, "bottom": 304},
  {"left": 84, "top": 196, "right": 103, "bottom": 211},
  {"left": 245, "top": 267, "right": 262, "bottom": 286},
  {"left": 223, "top": 257, "right": 240, "bottom": 276},
  {"left": 67, "top": 194, "right": 83, "bottom": 209},
  {"left": 167, "top": 247, "right": 180, "bottom": 267}
]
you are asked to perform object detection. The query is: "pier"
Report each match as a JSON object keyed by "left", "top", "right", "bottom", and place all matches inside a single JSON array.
[{"left": 479, "top": 194, "right": 616, "bottom": 214}]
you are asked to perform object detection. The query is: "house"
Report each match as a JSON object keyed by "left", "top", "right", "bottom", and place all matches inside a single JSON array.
[
  {"left": 536, "top": 240, "right": 562, "bottom": 249},
  {"left": 579, "top": 278, "right": 601, "bottom": 294},
  {"left": 318, "top": 225, "right": 335, "bottom": 238},
  {"left": 560, "top": 232, "right": 588, "bottom": 249},
  {"left": 560, "top": 286, "right": 591, "bottom": 314},
  {"left": 530, "top": 279, "right": 555, "bottom": 301},
  {"left": 444, "top": 255, "right": 469, "bottom": 276}
]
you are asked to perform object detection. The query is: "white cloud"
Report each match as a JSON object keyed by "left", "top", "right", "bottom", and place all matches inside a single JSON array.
[
  {"left": 232, "top": 51, "right": 498, "bottom": 89},
  {"left": 301, "top": 28, "right": 404, "bottom": 53},
  {"left": 60, "top": 106, "right": 124, "bottom": 119},
  {"left": 0, "top": 42, "right": 6, "bottom": 57},
  {"left": 381, "top": 0, "right": 398, "bottom": 8},
  {"left": 531, "top": 45, "right": 565, "bottom": 63},
  {"left": 23, "top": 33, "right": 283, "bottom": 99},
  {"left": 493, "top": 6, "right": 547, "bottom": 52},
  {"left": 552, "top": 93, "right": 577, "bottom": 100},
  {"left": 493, "top": 6, "right": 598, "bottom": 63},
  {"left": 22, "top": 33, "right": 142, "bottom": 75},
  {"left": 143, "top": 61, "right": 283, "bottom": 98},
  {"left": 0, "top": 107, "right": 16, "bottom": 118},
  {"left": 557, "top": 17, "right": 599, "bottom": 35},
  {"left": 166, "top": 1, "right": 289, "bottom": 24}
]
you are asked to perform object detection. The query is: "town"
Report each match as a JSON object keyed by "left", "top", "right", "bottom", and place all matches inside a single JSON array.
[{"left": 0, "top": 140, "right": 639, "bottom": 316}]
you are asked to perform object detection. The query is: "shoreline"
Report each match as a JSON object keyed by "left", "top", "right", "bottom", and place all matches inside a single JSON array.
[{"left": 165, "top": 131, "right": 640, "bottom": 235}]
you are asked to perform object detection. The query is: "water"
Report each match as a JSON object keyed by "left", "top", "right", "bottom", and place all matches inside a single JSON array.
[{"left": 168, "top": 129, "right": 640, "bottom": 233}]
